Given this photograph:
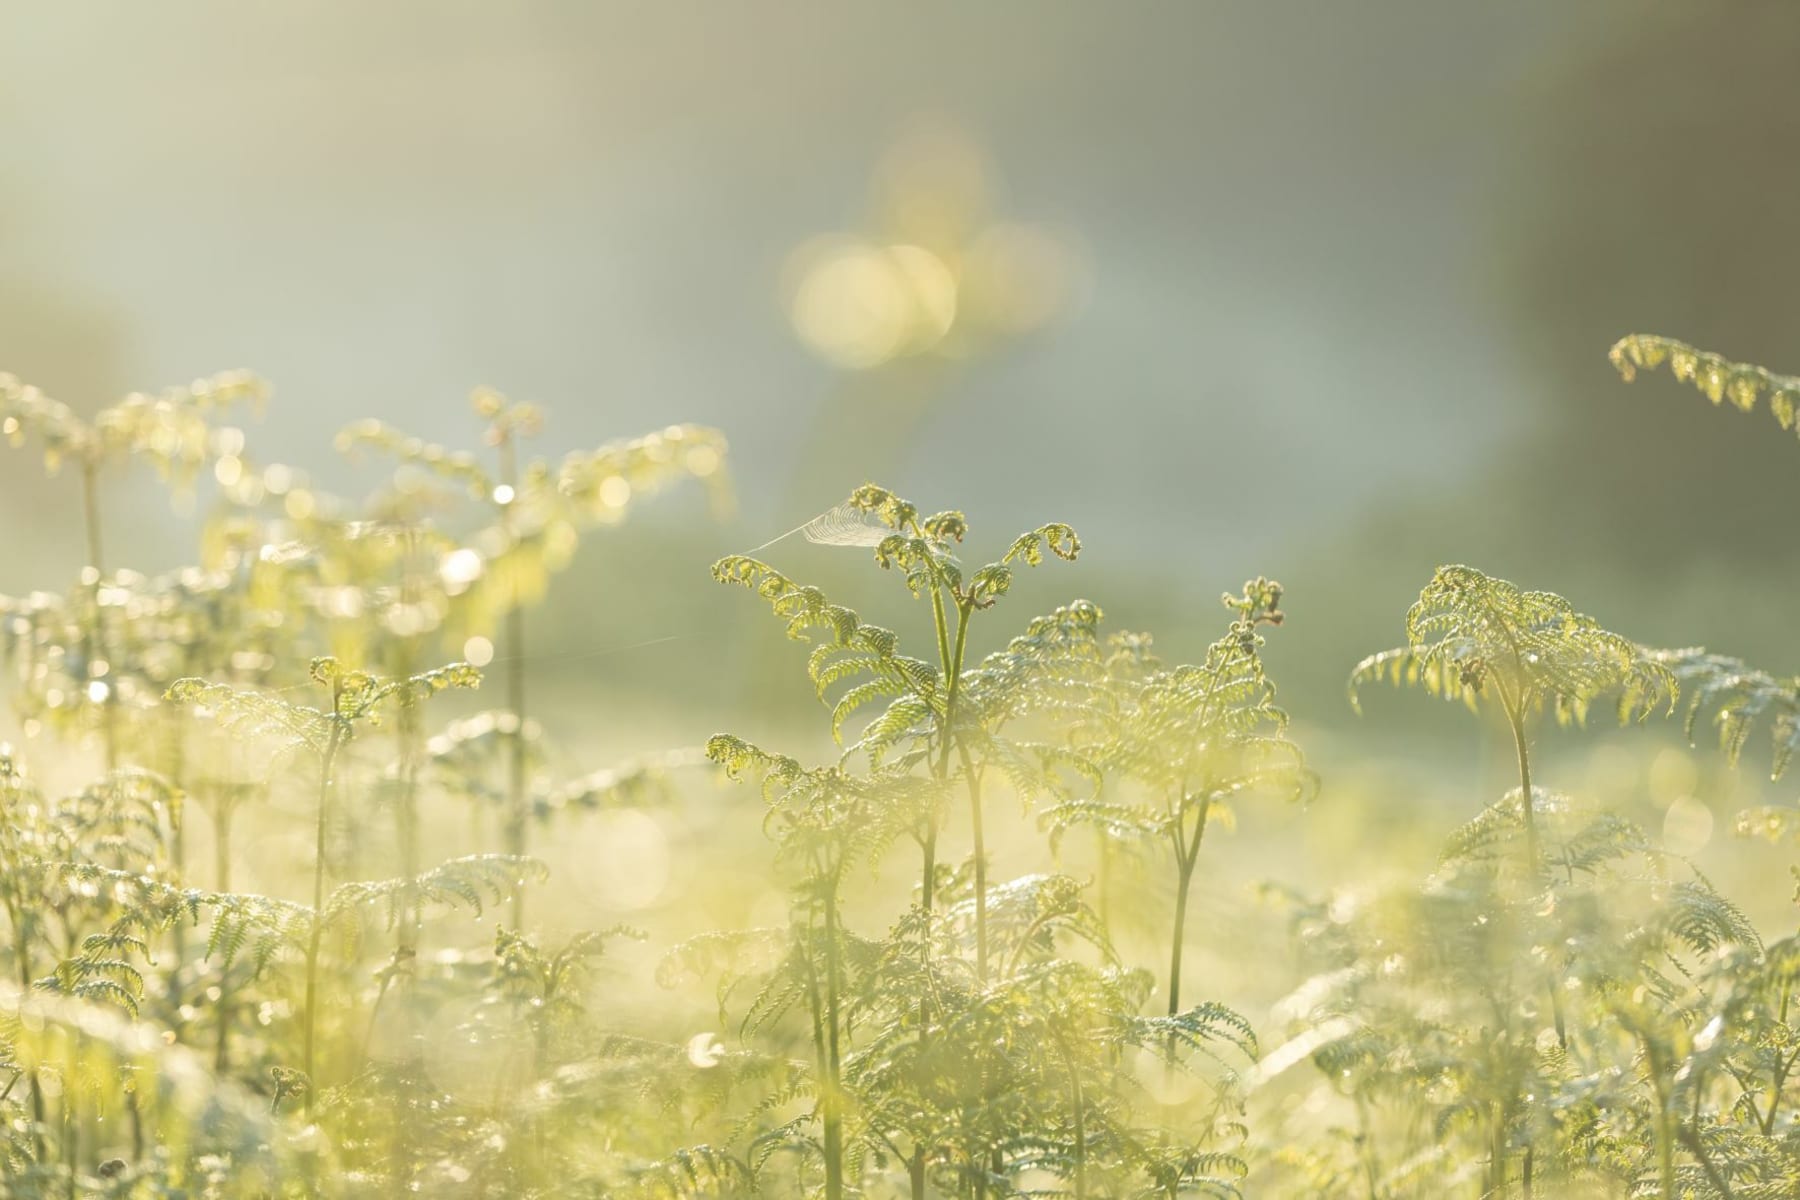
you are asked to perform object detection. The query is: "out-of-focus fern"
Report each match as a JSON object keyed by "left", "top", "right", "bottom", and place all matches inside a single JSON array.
[
  {"left": 1268, "top": 785, "right": 1761, "bottom": 1200},
  {"left": 1611, "top": 333, "right": 1800, "bottom": 440},
  {"left": 1352, "top": 565, "right": 1673, "bottom": 877},
  {"left": 0, "top": 370, "right": 267, "bottom": 486},
  {"left": 337, "top": 389, "right": 728, "bottom": 932},
  {"left": 714, "top": 482, "right": 1086, "bottom": 1002},
  {"left": 167, "top": 655, "right": 481, "bottom": 1111},
  {"left": 1051, "top": 580, "right": 1311, "bottom": 1062},
  {"left": 1650, "top": 647, "right": 1800, "bottom": 781},
  {"left": 0, "top": 986, "right": 287, "bottom": 1195},
  {"left": 1350, "top": 565, "right": 1675, "bottom": 727}
]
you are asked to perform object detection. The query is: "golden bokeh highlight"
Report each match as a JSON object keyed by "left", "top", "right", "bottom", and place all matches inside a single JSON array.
[{"left": 784, "top": 124, "right": 1084, "bottom": 370}]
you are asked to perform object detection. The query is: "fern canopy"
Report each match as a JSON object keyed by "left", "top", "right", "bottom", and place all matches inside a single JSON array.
[{"left": 1349, "top": 564, "right": 1675, "bottom": 726}]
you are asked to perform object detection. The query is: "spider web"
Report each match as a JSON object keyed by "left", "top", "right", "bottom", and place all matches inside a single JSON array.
[{"left": 748, "top": 502, "right": 890, "bottom": 552}]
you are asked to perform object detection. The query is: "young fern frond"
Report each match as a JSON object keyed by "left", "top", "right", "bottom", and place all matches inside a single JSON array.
[
  {"left": 538, "top": 749, "right": 704, "bottom": 821},
  {"left": 556, "top": 424, "right": 733, "bottom": 523},
  {"left": 718, "top": 486, "right": 1082, "bottom": 754},
  {"left": 1657, "top": 877, "right": 1761, "bottom": 959},
  {"left": 1123, "top": 1000, "right": 1260, "bottom": 1062},
  {"left": 52, "top": 767, "right": 177, "bottom": 871},
  {"left": 334, "top": 419, "right": 495, "bottom": 498},
  {"left": 656, "top": 928, "right": 789, "bottom": 1023},
  {"left": 166, "top": 657, "right": 482, "bottom": 755},
  {"left": 1611, "top": 333, "right": 1800, "bottom": 439},
  {"left": 953, "top": 872, "right": 1112, "bottom": 974},
  {"left": 705, "top": 734, "right": 935, "bottom": 872},
  {"left": 1349, "top": 565, "right": 1676, "bottom": 726},
  {"left": 164, "top": 676, "right": 336, "bottom": 754},
  {"left": 203, "top": 891, "right": 313, "bottom": 979},
  {"left": 0, "top": 370, "right": 267, "bottom": 483},
  {"left": 338, "top": 404, "right": 729, "bottom": 524},
  {"left": 713, "top": 556, "right": 902, "bottom": 654},
  {"left": 1055, "top": 581, "right": 1311, "bottom": 829},
  {"left": 323, "top": 853, "right": 547, "bottom": 933}
]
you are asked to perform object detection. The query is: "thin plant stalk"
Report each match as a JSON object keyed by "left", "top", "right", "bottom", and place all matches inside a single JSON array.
[
  {"left": 821, "top": 863, "right": 846, "bottom": 1200},
  {"left": 6, "top": 894, "right": 45, "bottom": 1160},
  {"left": 911, "top": 579, "right": 974, "bottom": 1196},
  {"left": 394, "top": 535, "right": 426, "bottom": 957},
  {"left": 211, "top": 788, "right": 236, "bottom": 1075},
  {"left": 302, "top": 698, "right": 347, "bottom": 1113},
  {"left": 496, "top": 432, "right": 531, "bottom": 928},
  {"left": 1165, "top": 791, "right": 1212, "bottom": 1063},
  {"left": 79, "top": 460, "right": 119, "bottom": 773},
  {"left": 1054, "top": 1032, "right": 1087, "bottom": 1200},
  {"left": 1494, "top": 681, "right": 1568, "bottom": 1052},
  {"left": 960, "top": 746, "right": 987, "bottom": 982}
]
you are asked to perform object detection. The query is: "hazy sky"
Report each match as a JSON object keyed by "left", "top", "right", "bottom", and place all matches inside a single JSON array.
[{"left": 1, "top": 3, "right": 1631, "bottom": 589}]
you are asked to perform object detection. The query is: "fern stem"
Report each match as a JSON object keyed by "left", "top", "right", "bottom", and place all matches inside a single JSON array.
[
  {"left": 1167, "top": 864, "right": 1193, "bottom": 1058},
  {"left": 1764, "top": 983, "right": 1793, "bottom": 1134},
  {"left": 80, "top": 459, "right": 103, "bottom": 583},
  {"left": 397, "top": 541, "right": 426, "bottom": 957},
  {"left": 210, "top": 784, "right": 244, "bottom": 1077},
  {"left": 959, "top": 745, "right": 988, "bottom": 983},
  {"left": 1499, "top": 689, "right": 1567, "bottom": 1055},
  {"left": 498, "top": 431, "right": 531, "bottom": 930},
  {"left": 1677, "top": 1120, "right": 1736, "bottom": 1199},
  {"left": 1647, "top": 1047, "right": 1677, "bottom": 1200},
  {"left": 919, "top": 554, "right": 958, "bottom": 909},
  {"left": 80, "top": 460, "right": 119, "bottom": 774},
  {"left": 1054, "top": 1032, "right": 1087, "bottom": 1200},
  {"left": 821, "top": 861, "right": 846, "bottom": 1200},
  {"left": 928, "top": 575, "right": 953, "bottom": 689},
  {"left": 933, "top": 602, "right": 972, "bottom": 779},
  {"left": 503, "top": 600, "right": 528, "bottom": 919},
  {"left": 1354, "top": 1091, "right": 1380, "bottom": 1200},
  {"left": 1095, "top": 829, "right": 1112, "bottom": 935},
  {"left": 1166, "top": 793, "right": 1210, "bottom": 1062},
  {"left": 163, "top": 704, "right": 189, "bottom": 1003},
  {"left": 912, "top": 784, "right": 938, "bottom": 1196},
  {"left": 914, "top": 590, "right": 975, "bottom": 1194},
  {"left": 1498, "top": 696, "right": 1542, "bottom": 878},
  {"left": 357, "top": 971, "right": 399, "bottom": 1079},
  {"left": 935, "top": 602, "right": 979, "bottom": 949},
  {"left": 1487, "top": 1099, "right": 1506, "bottom": 1196},
  {"left": 396, "top": 700, "right": 423, "bottom": 956},
  {"left": 302, "top": 712, "right": 346, "bottom": 1114},
  {"left": 9, "top": 899, "right": 45, "bottom": 1161},
  {"left": 62, "top": 1094, "right": 76, "bottom": 1200}
]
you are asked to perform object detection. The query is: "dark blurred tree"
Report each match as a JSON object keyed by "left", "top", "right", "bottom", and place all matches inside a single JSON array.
[
  {"left": 1275, "top": 8, "right": 1800, "bottom": 732},
  {"left": 1500, "top": 4, "right": 1800, "bottom": 570}
]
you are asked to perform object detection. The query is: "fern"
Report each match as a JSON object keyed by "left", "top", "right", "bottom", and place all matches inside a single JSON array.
[
  {"left": 1353, "top": 565, "right": 1674, "bottom": 881},
  {"left": 1350, "top": 564, "right": 1675, "bottom": 726},
  {"left": 13, "top": 326, "right": 1800, "bottom": 1198},
  {"left": 1650, "top": 647, "right": 1800, "bottom": 780},
  {"left": 0, "top": 370, "right": 266, "bottom": 484},
  {"left": 1611, "top": 333, "right": 1800, "bottom": 438},
  {"left": 1051, "top": 579, "right": 1309, "bottom": 1072}
]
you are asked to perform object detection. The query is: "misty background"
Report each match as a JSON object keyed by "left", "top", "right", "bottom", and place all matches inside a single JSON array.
[{"left": 4, "top": 2, "right": 1798, "bottom": 773}]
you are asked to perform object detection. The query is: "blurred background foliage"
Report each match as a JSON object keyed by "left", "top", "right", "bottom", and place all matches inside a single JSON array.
[{"left": 4, "top": 1, "right": 1800, "bottom": 1033}]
